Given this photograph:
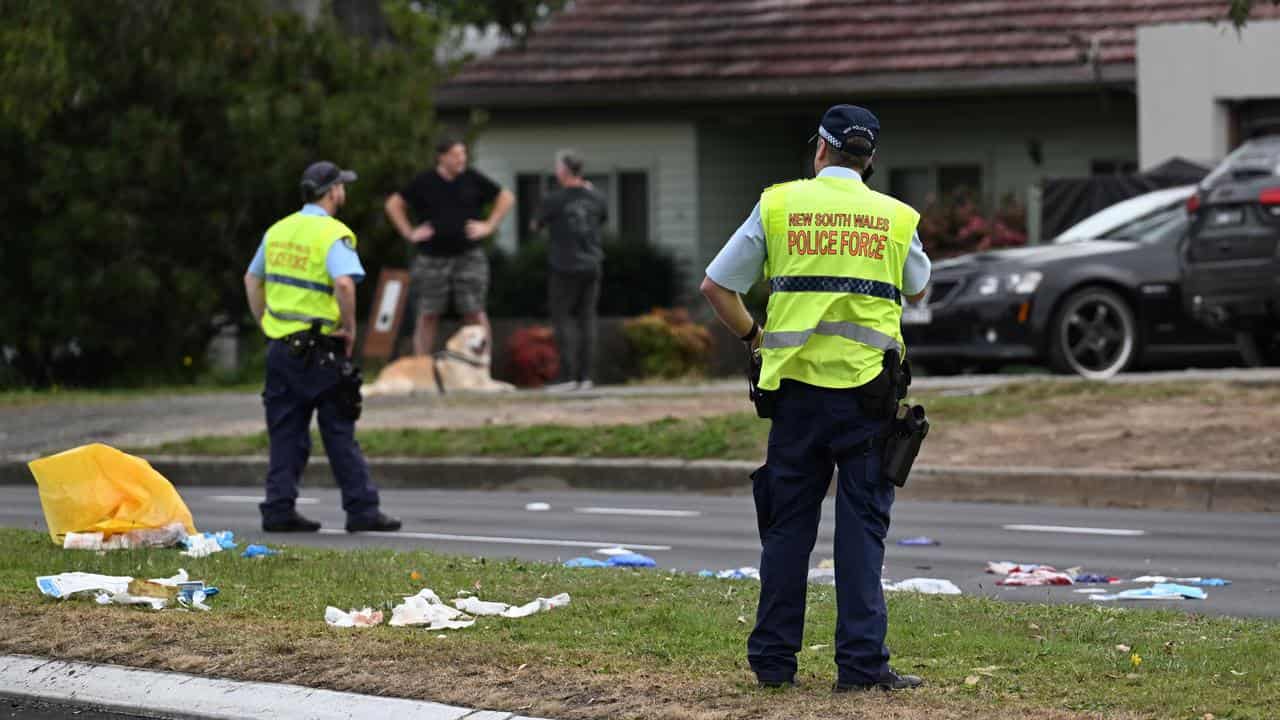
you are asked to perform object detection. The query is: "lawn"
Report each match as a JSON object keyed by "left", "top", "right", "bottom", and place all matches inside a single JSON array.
[
  {"left": 138, "top": 380, "right": 1212, "bottom": 461},
  {"left": 0, "top": 528, "right": 1273, "bottom": 719}
]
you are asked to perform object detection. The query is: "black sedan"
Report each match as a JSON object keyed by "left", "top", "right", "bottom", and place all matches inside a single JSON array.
[{"left": 902, "top": 201, "right": 1236, "bottom": 378}]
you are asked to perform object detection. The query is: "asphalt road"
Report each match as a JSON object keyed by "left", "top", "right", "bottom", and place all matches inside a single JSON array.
[
  {"left": 6, "top": 368, "right": 1280, "bottom": 459},
  {"left": 4, "top": 485, "right": 1277, "bottom": 618},
  {"left": 0, "top": 695, "right": 147, "bottom": 719}
]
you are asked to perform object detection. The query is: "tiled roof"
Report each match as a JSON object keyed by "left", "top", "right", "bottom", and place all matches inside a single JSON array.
[{"left": 439, "top": 0, "right": 1274, "bottom": 107}]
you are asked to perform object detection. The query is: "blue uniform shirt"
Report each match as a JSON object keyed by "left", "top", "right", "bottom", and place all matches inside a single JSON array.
[
  {"left": 705, "top": 166, "right": 931, "bottom": 296},
  {"left": 247, "top": 204, "right": 365, "bottom": 282}
]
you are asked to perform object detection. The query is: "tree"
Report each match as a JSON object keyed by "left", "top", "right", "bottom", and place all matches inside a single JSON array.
[
  {"left": 0, "top": 1, "right": 448, "bottom": 386},
  {"left": 1227, "top": 0, "right": 1280, "bottom": 27}
]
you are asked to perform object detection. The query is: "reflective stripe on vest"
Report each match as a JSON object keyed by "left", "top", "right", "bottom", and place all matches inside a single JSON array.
[
  {"left": 756, "top": 175, "right": 920, "bottom": 391},
  {"left": 259, "top": 212, "right": 357, "bottom": 340},
  {"left": 762, "top": 319, "right": 902, "bottom": 354}
]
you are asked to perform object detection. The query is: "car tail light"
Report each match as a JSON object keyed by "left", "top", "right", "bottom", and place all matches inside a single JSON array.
[
  {"left": 1186, "top": 194, "right": 1201, "bottom": 214},
  {"left": 1262, "top": 188, "right": 1280, "bottom": 216}
]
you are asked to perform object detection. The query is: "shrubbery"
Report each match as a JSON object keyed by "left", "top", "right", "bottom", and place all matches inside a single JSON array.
[{"left": 621, "top": 308, "right": 713, "bottom": 379}]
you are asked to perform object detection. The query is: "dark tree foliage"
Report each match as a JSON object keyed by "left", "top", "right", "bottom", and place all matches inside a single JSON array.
[
  {"left": 0, "top": 1, "right": 451, "bottom": 386},
  {"left": 1228, "top": 0, "right": 1280, "bottom": 27}
]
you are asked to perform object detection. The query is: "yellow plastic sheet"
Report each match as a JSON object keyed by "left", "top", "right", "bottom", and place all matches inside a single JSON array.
[{"left": 28, "top": 443, "right": 197, "bottom": 544}]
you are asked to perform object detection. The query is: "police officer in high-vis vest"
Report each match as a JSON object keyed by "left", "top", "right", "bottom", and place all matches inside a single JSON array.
[
  {"left": 701, "top": 106, "right": 931, "bottom": 692},
  {"left": 244, "top": 161, "right": 401, "bottom": 534}
]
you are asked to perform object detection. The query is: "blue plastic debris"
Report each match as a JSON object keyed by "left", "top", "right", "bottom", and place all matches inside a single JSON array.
[
  {"left": 182, "top": 530, "right": 236, "bottom": 551},
  {"left": 564, "top": 557, "right": 610, "bottom": 568},
  {"left": 897, "top": 536, "right": 939, "bottom": 546},
  {"left": 241, "top": 544, "right": 277, "bottom": 559},
  {"left": 1191, "top": 578, "right": 1231, "bottom": 587},
  {"left": 606, "top": 553, "right": 656, "bottom": 568}
]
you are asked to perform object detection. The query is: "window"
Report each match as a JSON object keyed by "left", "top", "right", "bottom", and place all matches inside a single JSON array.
[
  {"left": 889, "top": 168, "right": 932, "bottom": 210},
  {"left": 617, "top": 171, "right": 649, "bottom": 244},
  {"left": 515, "top": 168, "right": 649, "bottom": 245},
  {"left": 938, "top": 164, "right": 983, "bottom": 197}
]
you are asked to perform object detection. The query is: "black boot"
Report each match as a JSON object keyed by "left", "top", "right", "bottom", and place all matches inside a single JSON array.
[
  {"left": 262, "top": 511, "right": 321, "bottom": 533},
  {"left": 834, "top": 670, "right": 924, "bottom": 692},
  {"left": 345, "top": 512, "right": 402, "bottom": 532}
]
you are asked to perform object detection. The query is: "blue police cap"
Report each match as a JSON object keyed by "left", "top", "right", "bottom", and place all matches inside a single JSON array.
[{"left": 812, "top": 105, "right": 879, "bottom": 156}]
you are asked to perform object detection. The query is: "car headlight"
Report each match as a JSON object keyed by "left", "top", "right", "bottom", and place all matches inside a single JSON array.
[{"left": 974, "top": 271, "right": 1042, "bottom": 296}]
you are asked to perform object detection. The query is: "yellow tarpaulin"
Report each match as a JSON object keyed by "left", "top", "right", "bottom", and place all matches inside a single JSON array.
[{"left": 28, "top": 443, "right": 197, "bottom": 544}]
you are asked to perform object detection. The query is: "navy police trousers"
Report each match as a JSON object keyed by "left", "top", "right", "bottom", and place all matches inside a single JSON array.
[
  {"left": 748, "top": 379, "right": 895, "bottom": 687},
  {"left": 259, "top": 340, "right": 381, "bottom": 524}
]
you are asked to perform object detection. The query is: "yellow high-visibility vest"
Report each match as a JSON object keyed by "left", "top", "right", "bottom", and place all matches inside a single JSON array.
[
  {"left": 758, "top": 175, "right": 919, "bottom": 390},
  {"left": 259, "top": 212, "right": 357, "bottom": 339}
]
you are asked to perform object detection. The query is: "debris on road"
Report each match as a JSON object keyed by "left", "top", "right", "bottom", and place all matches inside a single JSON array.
[
  {"left": 28, "top": 443, "right": 197, "bottom": 546},
  {"left": 594, "top": 546, "right": 635, "bottom": 557},
  {"left": 987, "top": 561, "right": 1076, "bottom": 586},
  {"left": 897, "top": 536, "right": 940, "bottom": 546},
  {"left": 325, "top": 606, "right": 383, "bottom": 627},
  {"left": 883, "top": 578, "right": 962, "bottom": 595},
  {"left": 1132, "top": 576, "right": 1231, "bottom": 586},
  {"left": 1090, "top": 583, "right": 1209, "bottom": 601},
  {"left": 453, "top": 592, "right": 570, "bottom": 618},
  {"left": 1074, "top": 573, "right": 1122, "bottom": 584}
]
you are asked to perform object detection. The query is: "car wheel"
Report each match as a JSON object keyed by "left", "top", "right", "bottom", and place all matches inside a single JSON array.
[
  {"left": 1235, "top": 332, "right": 1280, "bottom": 367},
  {"left": 1049, "top": 287, "right": 1138, "bottom": 379}
]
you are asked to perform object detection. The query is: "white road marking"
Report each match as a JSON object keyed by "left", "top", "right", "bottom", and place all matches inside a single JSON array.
[
  {"left": 211, "top": 495, "right": 318, "bottom": 505},
  {"left": 1002, "top": 524, "right": 1145, "bottom": 537},
  {"left": 317, "top": 528, "right": 671, "bottom": 551},
  {"left": 573, "top": 507, "right": 702, "bottom": 518}
]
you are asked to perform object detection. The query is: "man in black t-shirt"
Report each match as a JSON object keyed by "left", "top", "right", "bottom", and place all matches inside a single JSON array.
[
  {"left": 532, "top": 150, "right": 608, "bottom": 391},
  {"left": 385, "top": 137, "right": 514, "bottom": 355}
]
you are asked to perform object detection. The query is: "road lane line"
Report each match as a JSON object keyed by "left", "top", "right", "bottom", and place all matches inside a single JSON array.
[
  {"left": 1002, "top": 524, "right": 1145, "bottom": 536},
  {"left": 574, "top": 507, "right": 702, "bottom": 518},
  {"left": 317, "top": 528, "right": 671, "bottom": 551},
  {"left": 211, "top": 495, "right": 318, "bottom": 505}
]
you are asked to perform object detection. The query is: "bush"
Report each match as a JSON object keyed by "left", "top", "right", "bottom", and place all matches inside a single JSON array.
[
  {"left": 621, "top": 308, "right": 713, "bottom": 379},
  {"left": 918, "top": 188, "right": 1028, "bottom": 259},
  {"left": 488, "top": 236, "right": 685, "bottom": 318},
  {"left": 505, "top": 325, "right": 559, "bottom": 388}
]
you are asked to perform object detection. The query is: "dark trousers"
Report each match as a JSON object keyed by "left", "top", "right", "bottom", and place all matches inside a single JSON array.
[
  {"left": 259, "top": 340, "right": 381, "bottom": 522},
  {"left": 748, "top": 380, "right": 895, "bottom": 686},
  {"left": 548, "top": 269, "right": 601, "bottom": 383}
]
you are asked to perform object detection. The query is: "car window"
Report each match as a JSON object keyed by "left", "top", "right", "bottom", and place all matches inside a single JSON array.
[
  {"left": 1201, "top": 138, "right": 1280, "bottom": 188},
  {"left": 1098, "top": 206, "right": 1185, "bottom": 242}
]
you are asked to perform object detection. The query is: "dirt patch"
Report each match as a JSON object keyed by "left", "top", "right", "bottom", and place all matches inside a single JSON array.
[
  {"left": 361, "top": 394, "right": 747, "bottom": 432},
  {"left": 920, "top": 382, "right": 1280, "bottom": 472},
  {"left": 0, "top": 602, "right": 1135, "bottom": 720}
]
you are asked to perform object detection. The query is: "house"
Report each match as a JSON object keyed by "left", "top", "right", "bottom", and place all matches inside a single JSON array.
[{"left": 436, "top": 0, "right": 1261, "bottom": 288}]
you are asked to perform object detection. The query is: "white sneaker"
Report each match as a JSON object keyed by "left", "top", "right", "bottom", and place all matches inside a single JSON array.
[
  {"left": 576, "top": 380, "right": 595, "bottom": 391},
  {"left": 544, "top": 381, "right": 579, "bottom": 392}
]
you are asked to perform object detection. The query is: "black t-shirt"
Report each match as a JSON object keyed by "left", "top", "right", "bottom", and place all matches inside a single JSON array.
[
  {"left": 399, "top": 168, "right": 501, "bottom": 256},
  {"left": 535, "top": 186, "right": 609, "bottom": 272}
]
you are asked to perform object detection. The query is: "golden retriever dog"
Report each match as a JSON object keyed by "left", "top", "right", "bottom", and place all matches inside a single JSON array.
[{"left": 362, "top": 325, "right": 514, "bottom": 397}]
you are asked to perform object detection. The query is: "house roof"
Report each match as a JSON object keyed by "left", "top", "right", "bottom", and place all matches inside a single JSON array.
[{"left": 438, "top": 0, "right": 1271, "bottom": 108}]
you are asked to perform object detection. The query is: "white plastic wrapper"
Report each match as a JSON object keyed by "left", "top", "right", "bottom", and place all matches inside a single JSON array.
[
  {"left": 453, "top": 593, "right": 570, "bottom": 618},
  {"left": 324, "top": 606, "right": 383, "bottom": 627}
]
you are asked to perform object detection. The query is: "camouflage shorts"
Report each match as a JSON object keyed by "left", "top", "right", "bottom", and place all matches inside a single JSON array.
[{"left": 410, "top": 248, "right": 489, "bottom": 316}]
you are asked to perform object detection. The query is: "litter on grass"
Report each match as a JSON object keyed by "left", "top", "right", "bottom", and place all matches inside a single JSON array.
[
  {"left": 564, "top": 557, "right": 610, "bottom": 568},
  {"left": 241, "top": 544, "right": 277, "bottom": 559},
  {"left": 38, "top": 569, "right": 212, "bottom": 611},
  {"left": 389, "top": 589, "right": 475, "bottom": 629},
  {"left": 699, "top": 567, "right": 760, "bottom": 580},
  {"left": 181, "top": 531, "right": 236, "bottom": 558},
  {"left": 453, "top": 593, "right": 570, "bottom": 618},
  {"left": 324, "top": 606, "right": 383, "bottom": 627},
  {"left": 883, "top": 578, "right": 962, "bottom": 595},
  {"left": 63, "top": 523, "right": 188, "bottom": 551}
]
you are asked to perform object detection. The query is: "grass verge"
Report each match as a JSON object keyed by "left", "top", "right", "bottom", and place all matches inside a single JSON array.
[
  {"left": 0, "top": 528, "right": 1274, "bottom": 719},
  {"left": 138, "top": 380, "right": 1219, "bottom": 460}
]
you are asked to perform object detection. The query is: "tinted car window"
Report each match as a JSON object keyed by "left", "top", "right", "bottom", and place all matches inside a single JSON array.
[
  {"left": 1099, "top": 206, "right": 1185, "bottom": 242},
  {"left": 1201, "top": 137, "right": 1280, "bottom": 188}
]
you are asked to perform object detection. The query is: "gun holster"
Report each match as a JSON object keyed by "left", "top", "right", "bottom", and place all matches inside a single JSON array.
[
  {"left": 332, "top": 359, "right": 364, "bottom": 422},
  {"left": 882, "top": 403, "right": 929, "bottom": 487},
  {"left": 747, "top": 349, "right": 776, "bottom": 419}
]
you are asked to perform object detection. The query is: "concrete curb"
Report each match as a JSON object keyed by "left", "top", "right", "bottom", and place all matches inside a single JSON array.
[
  {"left": 4, "top": 455, "right": 1278, "bottom": 512},
  {"left": 0, "top": 654, "right": 552, "bottom": 720}
]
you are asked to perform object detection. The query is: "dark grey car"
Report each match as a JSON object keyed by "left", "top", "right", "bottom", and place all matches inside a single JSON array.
[{"left": 1183, "top": 136, "right": 1280, "bottom": 365}]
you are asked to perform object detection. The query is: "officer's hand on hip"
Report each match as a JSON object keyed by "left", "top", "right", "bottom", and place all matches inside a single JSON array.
[{"left": 332, "top": 327, "right": 356, "bottom": 358}]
